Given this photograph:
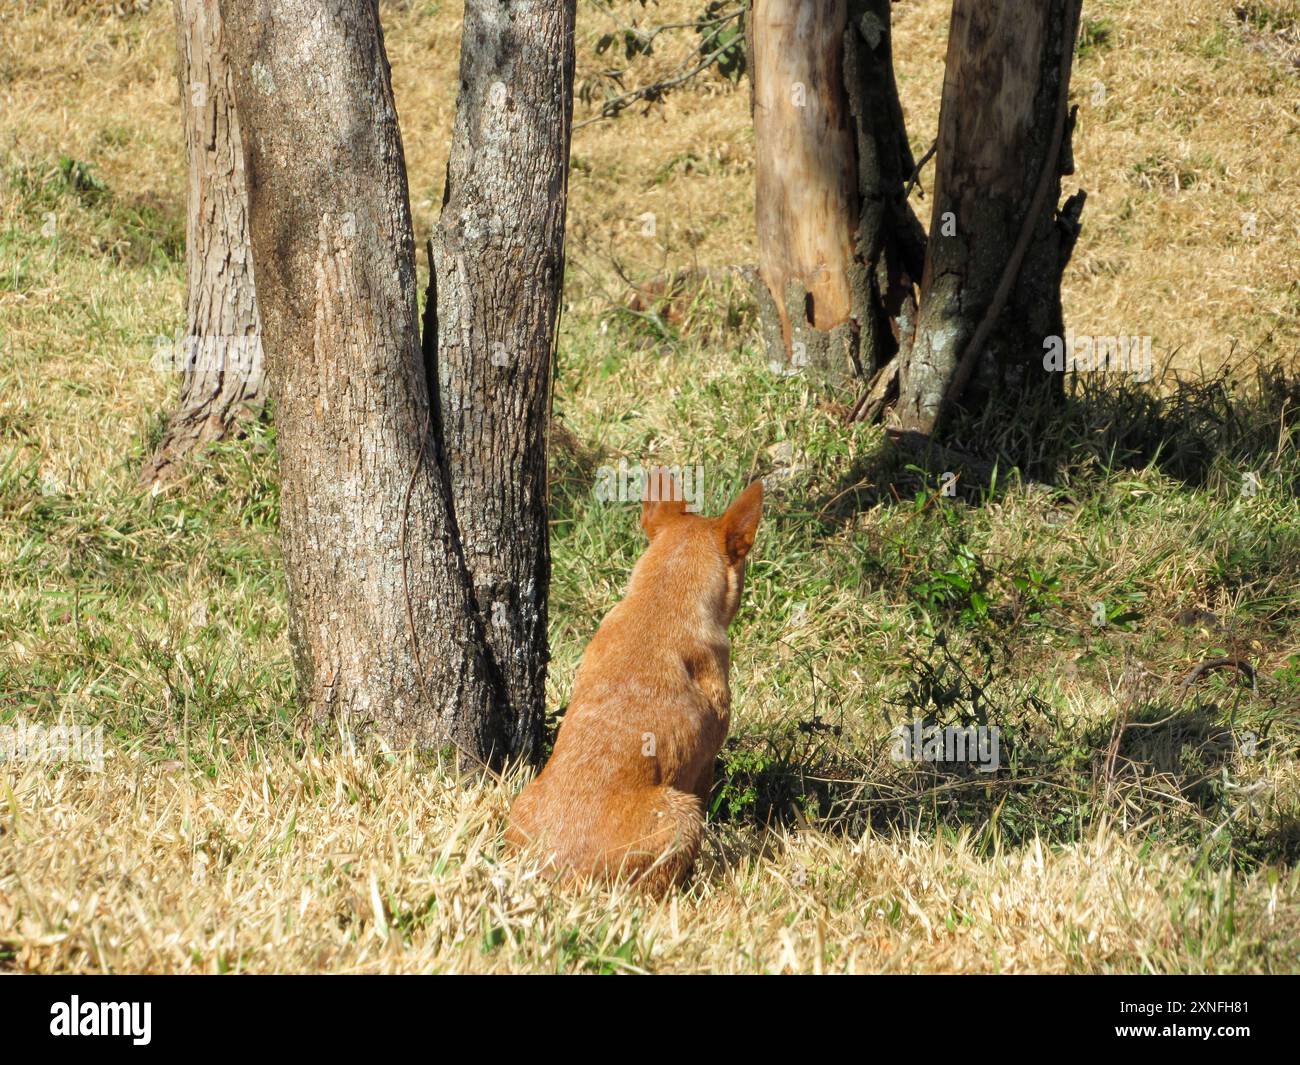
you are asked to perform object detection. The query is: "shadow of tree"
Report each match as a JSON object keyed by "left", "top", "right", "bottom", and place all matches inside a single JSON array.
[
  {"left": 710, "top": 633, "right": 1298, "bottom": 871},
  {"left": 810, "top": 360, "right": 1300, "bottom": 525}
]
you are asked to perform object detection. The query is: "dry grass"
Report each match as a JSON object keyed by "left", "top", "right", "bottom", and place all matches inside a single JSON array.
[
  {"left": 4, "top": 750, "right": 1295, "bottom": 973},
  {"left": 1, "top": 0, "right": 1299, "bottom": 973}
]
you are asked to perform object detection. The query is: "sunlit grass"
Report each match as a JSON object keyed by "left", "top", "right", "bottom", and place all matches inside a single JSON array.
[{"left": 0, "top": 0, "right": 1297, "bottom": 973}]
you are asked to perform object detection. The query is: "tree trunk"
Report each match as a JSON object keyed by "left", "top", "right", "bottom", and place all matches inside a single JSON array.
[
  {"left": 427, "top": 0, "right": 575, "bottom": 764},
  {"left": 752, "top": 0, "right": 857, "bottom": 379},
  {"left": 750, "top": 0, "right": 924, "bottom": 390},
  {"left": 143, "top": 0, "right": 263, "bottom": 490},
  {"left": 220, "top": 0, "right": 508, "bottom": 761},
  {"left": 893, "top": 0, "right": 1084, "bottom": 436}
]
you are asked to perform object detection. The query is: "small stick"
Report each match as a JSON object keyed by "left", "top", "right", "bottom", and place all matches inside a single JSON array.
[
  {"left": 903, "top": 138, "right": 937, "bottom": 200},
  {"left": 845, "top": 361, "right": 900, "bottom": 424},
  {"left": 1176, "top": 657, "right": 1256, "bottom": 699}
]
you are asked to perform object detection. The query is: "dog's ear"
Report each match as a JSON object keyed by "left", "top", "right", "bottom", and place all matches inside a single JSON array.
[
  {"left": 718, "top": 480, "right": 763, "bottom": 564},
  {"left": 641, "top": 466, "right": 689, "bottom": 539}
]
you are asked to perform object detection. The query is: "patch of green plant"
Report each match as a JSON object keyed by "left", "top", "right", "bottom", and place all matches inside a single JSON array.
[{"left": 1076, "top": 17, "right": 1114, "bottom": 59}]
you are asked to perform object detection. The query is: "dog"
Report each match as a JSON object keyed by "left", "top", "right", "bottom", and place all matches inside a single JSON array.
[{"left": 506, "top": 468, "right": 763, "bottom": 896}]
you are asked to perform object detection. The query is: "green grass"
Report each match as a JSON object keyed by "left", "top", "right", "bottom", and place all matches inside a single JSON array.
[
  {"left": 543, "top": 296, "right": 1300, "bottom": 869},
  {"left": 3, "top": 148, "right": 1298, "bottom": 891},
  {"left": 1, "top": 0, "right": 1297, "bottom": 969},
  {"left": 1076, "top": 17, "right": 1115, "bottom": 60},
  {"left": 1235, "top": 2, "right": 1300, "bottom": 33}
]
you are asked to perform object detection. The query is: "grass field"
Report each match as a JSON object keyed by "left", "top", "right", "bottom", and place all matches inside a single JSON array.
[{"left": 1, "top": 0, "right": 1298, "bottom": 972}]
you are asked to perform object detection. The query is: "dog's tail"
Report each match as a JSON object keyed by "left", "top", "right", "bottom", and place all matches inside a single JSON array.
[
  {"left": 606, "top": 786, "right": 704, "bottom": 897},
  {"left": 507, "top": 784, "right": 703, "bottom": 897}
]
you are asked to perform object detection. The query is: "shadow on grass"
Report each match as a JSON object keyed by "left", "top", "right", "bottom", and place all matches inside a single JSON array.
[
  {"left": 548, "top": 419, "right": 607, "bottom": 529},
  {"left": 811, "top": 359, "right": 1300, "bottom": 521},
  {"left": 710, "top": 632, "right": 1299, "bottom": 871}
]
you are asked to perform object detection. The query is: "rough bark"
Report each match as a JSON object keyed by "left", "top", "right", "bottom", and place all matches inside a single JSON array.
[
  {"left": 143, "top": 0, "right": 263, "bottom": 490},
  {"left": 221, "top": 0, "right": 507, "bottom": 760},
  {"left": 750, "top": 0, "right": 923, "bottom": 390},
  {"left": 428, "top": 0, "right": 575, "bottom": 764},
  {"left": 843, "top": 0, "right": 927, "bottom": 372},
  {"left": 894, "top": 0, "right": 1084, "bottom": 435}
]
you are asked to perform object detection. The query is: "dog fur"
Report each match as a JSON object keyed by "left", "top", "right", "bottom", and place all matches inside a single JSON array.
[{"left": 505, "top": 468, "right": 763, "bottom": 896}]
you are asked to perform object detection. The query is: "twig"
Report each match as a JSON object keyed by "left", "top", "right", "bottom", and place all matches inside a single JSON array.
[
  {"left": 1176, "top": 657, "right": 1257, "bottom": 700},
  {"left": 575, "top": 16, "right": 743, "bottom": 129},
  {"left": 846, "top": 361, "right": 900, "bottom": 424},
  {"left": 903, "top": 138, "right": 937, "bottom": 199},
  {"left": 940, "top": 2, "right": 1084, "bottom": 417},
  {"left": 588, "top": 0, "right": 739, "bottom": 44}
]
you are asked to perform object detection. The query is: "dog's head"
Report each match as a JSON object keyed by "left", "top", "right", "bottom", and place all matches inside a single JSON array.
[{"left": 639, "top": 467, "right": 763, "bottom": 627}]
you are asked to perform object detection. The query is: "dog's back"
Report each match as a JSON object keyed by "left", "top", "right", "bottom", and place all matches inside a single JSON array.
[{"left": 506, "top": 471, "right": 762, "bottom": 896}]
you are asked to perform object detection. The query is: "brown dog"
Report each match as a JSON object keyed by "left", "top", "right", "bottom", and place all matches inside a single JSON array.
[{"left": 506, "top": 468, "right": 763, "bottom": 896}]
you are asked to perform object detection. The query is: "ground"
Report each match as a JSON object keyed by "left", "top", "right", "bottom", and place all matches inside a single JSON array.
[{"left": 0, "top": 0, "right": 1298, "bottom": 972}]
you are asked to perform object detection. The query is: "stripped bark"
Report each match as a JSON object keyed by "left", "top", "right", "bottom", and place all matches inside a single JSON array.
[
  {"left": 752, "top": 0, "right": 857, "bottom": 378},
  {"left": 894, "top": 0, "right": 1084, "bottom": 435},
  {"left": 428, "top": 0, "right": 576, "bottom": 763},
  {"left": 750, "top": 0, "right": 923, "bottom": 389},
  {"left": 143, "top": 0, "right": 262, "bottom": 490},
  {"left": 221, "top": 0, "right": 506, "bottom": 760}
]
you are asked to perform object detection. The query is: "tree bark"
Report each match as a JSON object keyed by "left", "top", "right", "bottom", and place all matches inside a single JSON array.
[
  {"left": 843, "top": 0, "right": 928, "bottom": 374},
  {"left": 893, "top": 0, "right": 1084, "bottom": 436},
  {"left": 750, "top": 0, "right": 923, "bottom": 390},
  {"left": 752, "top": 0, "right": 857, "bottom": 378},
  {"left": 428, "top": 0, "right": 576, "bottom": 763},
  {"left": 221, "top": 0, "right": 508, "bottom": 760},
  {"left": 143, "top": 0, "right": 263, "bottom": 490}
]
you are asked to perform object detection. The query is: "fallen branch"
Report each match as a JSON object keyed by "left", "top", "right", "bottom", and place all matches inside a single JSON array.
[{"left": 1176, "top": 657, "right": 1257, "bottom": 699}]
